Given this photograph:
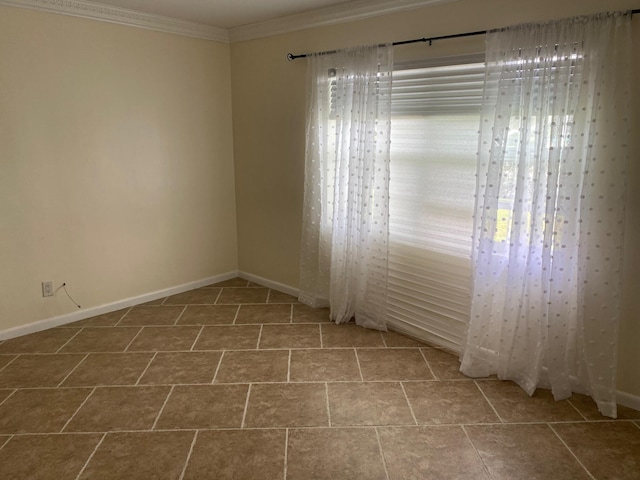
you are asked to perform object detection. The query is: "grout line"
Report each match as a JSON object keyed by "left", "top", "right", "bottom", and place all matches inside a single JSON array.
[
  {"left": 354, "top": 349, "right": 364, "bottom": 382},
  {"left": 178, "top": 430, "right": 199, "bottom": 480},
  {"left": 190, "top": 326, "right": 206, "bottom": 352},
  {"left": 135, "top": 351, "right": 159, "bottom": 385},
  {"left": 287, "top": 350, "right": 292, "bottom": 383},
  {"left": 241, "top": 384, "right": 253, "bottom": 428},
  {"left": 289, "top": 304, "right": 294, "bottom": 324},
  {"left": 211, "top": 351, "right": 225, "bottom": 384},
  {"left": 256, "top": 325, "right": 264, "bottom": 350},
  {"left": 374, "top": 427, "right": 391, "bottom": 480},
  {"left": 214, "top": 288, "right": 224, "bottom": 305},
  {"left": 0, "top": 355, "right": 19, "bottom": 373},
  {"left": 319, "top": 324, "right": 324, "bottom": 349},
  {"left": 266, "top": 289, "right": 272, "bottom": 304},
  {"left": 567, "top": 399, "right": 589, "bottom": 422},
  {"left": 123, "top": 327, "right": 145, "bottom": 352},
  {"left": 325, "top": 382, "right": 332, "bottom": 427},
  {"left": 232, "top": 305, "right": 241, "bottom": 325},
  {"left": 283, "top": 428, "right": 289, "bottom": 480},
  {"left": 0, "top": 389, "right": 16, "bottom": 407},
  {"left": 174, "top": 306, "right": 188, "bottom": 326},
  {"left": 461, "top": 425, "right": 495, "bottom": 480},
  {"left": 0, "top": 434, "right": 12, "bottom": 451},
  {"left": 159, "top": 296, "right": 168, "bottom": 305},
  {"left": 55, "top": 328, "right": 84, "bottom": 353},
  {"left": 381, "top": 333, "right": 389, "bottom": 348},
  {"left": 57, "top": 353, "right": 90, "bottom": 387},
  {"left": 548, "top": 423, "right": 597, "bottom": 480},
  {"left": 74, "top": 432, "right": 106, "bottom": 480},
  {"left": 151, "top": 385, "right": 175, "bottom": 430},
  {"left": 474, "top": 380, "right": 504, "bottom": 423},
  {"left": 418, "top": 349, "right": 439, "bottom": 380},
  {"left": 114, "top": 306, "right": 135, "bottom": 327},
  {"left": 399, "top": 382, "right": 419, "bottom": 426},
  {"left": 61, "top": 387, "right": 97, "bottom": 433}
]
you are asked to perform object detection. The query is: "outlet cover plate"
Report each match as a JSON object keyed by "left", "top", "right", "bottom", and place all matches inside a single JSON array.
[{"left": 42, "top": 281, "right": 54, "bottom": 297}]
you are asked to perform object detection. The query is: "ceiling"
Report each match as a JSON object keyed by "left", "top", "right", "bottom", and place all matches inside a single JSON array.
[{"left": 90, "top": 0, "right": 358, "bottom": 29}]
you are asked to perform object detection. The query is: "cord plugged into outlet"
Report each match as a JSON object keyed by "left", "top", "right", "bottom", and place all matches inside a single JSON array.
[{"left": 62, "top": 283, "right": 81, "bottom": 309}]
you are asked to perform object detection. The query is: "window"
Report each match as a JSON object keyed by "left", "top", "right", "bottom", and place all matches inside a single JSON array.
[{"left": 386, "top": 55, "right": 485, "bottom": 351}]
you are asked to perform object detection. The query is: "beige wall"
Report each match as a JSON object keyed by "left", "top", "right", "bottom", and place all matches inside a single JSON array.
[
  {"left": 230, "top": 0, "right": 640, "bottom": 396},
  {"left": 0, "top": 7, "right": 238, "bottom": 331}
]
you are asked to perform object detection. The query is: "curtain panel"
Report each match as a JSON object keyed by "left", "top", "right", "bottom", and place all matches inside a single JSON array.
[
  {"left": 298, "top": 45, "right": 394, "bottom": 330},
  {"left": 460, "top": 12, "right": 632, "bottom": 418}
]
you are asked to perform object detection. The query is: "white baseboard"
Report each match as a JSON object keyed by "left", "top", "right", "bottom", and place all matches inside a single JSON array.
[
  {"left": 0, "top": 271, "right": 238, "bottom": 340},
  {"left": 617, "top": 389, "right": 640, "bottom": 413},
  {"left": 237, "top": 271, "right": 299, "bottom": 297}
]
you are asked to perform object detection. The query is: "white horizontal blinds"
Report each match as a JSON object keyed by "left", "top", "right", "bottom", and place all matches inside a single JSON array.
[{"left": 387, "top": 54, "right": 484, "bottom": 352}]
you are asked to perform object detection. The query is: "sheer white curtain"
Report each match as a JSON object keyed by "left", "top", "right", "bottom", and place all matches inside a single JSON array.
[
  {"left": 298, "top": 45, "right": 393, "bottom": 330},
  {"left": 460, "top": 12, "right": 631, "bottom": 417}
]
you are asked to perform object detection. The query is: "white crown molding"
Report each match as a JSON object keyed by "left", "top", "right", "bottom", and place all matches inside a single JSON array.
[
  {"left": 0, "top": 0, "right": 229, "bottom": 42},
  {"left": 228, "top": 0, "right": 460, "bottom": 43}
]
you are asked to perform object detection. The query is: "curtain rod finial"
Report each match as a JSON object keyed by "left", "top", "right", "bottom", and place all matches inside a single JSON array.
[{"left": 287, "top": 53, "right": 295, "bottom": 61}]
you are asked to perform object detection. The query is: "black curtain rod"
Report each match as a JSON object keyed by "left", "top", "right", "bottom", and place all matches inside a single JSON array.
[{"left": 286, "top": 8, "right": 640, "bottom": 61}]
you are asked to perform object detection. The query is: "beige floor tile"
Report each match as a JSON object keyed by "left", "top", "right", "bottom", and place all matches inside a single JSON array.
[
  {"left": 290, "top": 349, "right": 361, "bottom": 382},
  {"left": 78, "top": 431, "right": 194, "bottom": 480},
  {"left": 164, "top": 288, "right": 221, "bottom": 305},
  {"left": 64, "top": 386, "right": 171, "bottom": 432},
  {"left": 321, "top": 323, "right": 385, "bottom": 348},
  {"left": 215, "top": 350, "right": 288, "bottom": 383},
  {"left": 292, "top": 304, "right": 331, "bottom": 323},
  {"left": 206, "top": 277, "right": 250, "bottom": 288},
  {"left": 117, "top": 305, "right": 184, "bottom": 326},
  {"left": 236, "top": 304, "right": 292, "bottom": 324},
  {"left": 328, "top": 382, "right": 415, "bottom": 426},
  {"left": 476, "top": 380, "right": 584, "bottom": 422},
  {"left": 403, "top": 381, "right": 500, "bottom": 424},
  {"left": 287, "top": 428, "right": 387, "bottom": 480},
  {"left": 0, "top": 433, "right": 103, "bottom": 480},
  {"left": 552, "top": 421, "right": 640, "bottom": 480},
  {"left": 421, "top": 348, "right": 469, "bottom": 380},
  {"left": 177, "top": 305, "right": 238, "bottom": 325},
  {"left": 126, "top": 326, "right": 201, "bottom": 352},
  {"left": 379, "top": 426, "right": 490, "bottom": 480},
  {"left": 259, "top": 324, "right": 321, "bottom": 349},
  {"left": 138, "top": 351, "right": 222, "bottom": 384},
  {"left": 383, "top": 331, "right": 430, "bottom": 347},
  {"left": 568, "top": 393, "right": 640, "bottom": 420},
  {"left": 183, "top": 429, "right": 286, "bottom": 480},
  {"left": 155, "top": 384, "right": 248, "bottom": 429},
  {"left": 267, "top": 289, "right": 299, "bottom": 303},
  {"left": 0, "top": 354, "right": 16, "bottom": 369},
  {"left": 61, "top": 353, "right": 153, "bottom": 387},
  {"left": 0, "top": 329, "right": 80, "bottom": 354},
  {"left": 466, "top": 424, "right": 590, "bottom": 480},
  {"left": 217, "top": 287, "right": 269, "bottom": 304},
  {"left": 0, "top": 354, "right": 85, "bottom": 388},
  {"left": 0, "top": 388, "right": 91, "bottom": 433},
  {"left": 67, "top": 308, "right": 130, "bottom": 327},
  {"left": 60, "top": 327, "right": 141, "bottom": 353},
  {"left": 244, "top": 383, "right": 328, "bottom": 428},
  {"left": 193, "top": 325, "right": 261, "bottom": 350},
  {"left": 357, "top": 348, "right": 433, "bottom": 381}
]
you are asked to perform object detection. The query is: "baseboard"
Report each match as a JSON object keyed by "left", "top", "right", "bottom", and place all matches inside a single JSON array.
[
  {"left": 617, "top": 389, "right": 640, "bottom": 412},
  {"left": 0, "top": 271, "right": 238, "bottom": 340},
  {"left": 237, "top": 271, "right": 299, "bottom": 297}
]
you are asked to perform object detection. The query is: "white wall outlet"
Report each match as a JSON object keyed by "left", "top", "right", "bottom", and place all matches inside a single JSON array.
[{"left": 42, "top": 281, "right": 54, "bottom": 297}]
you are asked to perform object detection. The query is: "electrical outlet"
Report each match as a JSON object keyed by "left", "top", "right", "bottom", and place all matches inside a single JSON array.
[{"left": 42, "top": 281, "right": 54, "bottom": 297}]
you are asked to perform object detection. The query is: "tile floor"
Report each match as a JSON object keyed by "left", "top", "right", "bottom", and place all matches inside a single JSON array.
[{"left": 0, "top": 277, "right": 639, "bottom": 479}]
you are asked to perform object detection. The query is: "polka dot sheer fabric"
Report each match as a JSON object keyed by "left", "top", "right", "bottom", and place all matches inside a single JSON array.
[
  {"left": 460, "top": 12, "right": 631, "bottom": 418},
  {"left": 298, "top": 45, "right": 393, "bottom": 331}
]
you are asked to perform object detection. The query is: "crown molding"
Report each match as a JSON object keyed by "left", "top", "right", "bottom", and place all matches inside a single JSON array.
[
  {"left": 0, "top": 0, "right": 229, "bottom": 42},
  {"left": 228, "top": 0, "right": 460, "bottom": 43}
]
